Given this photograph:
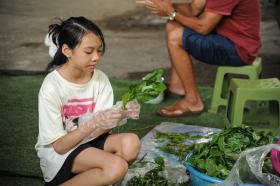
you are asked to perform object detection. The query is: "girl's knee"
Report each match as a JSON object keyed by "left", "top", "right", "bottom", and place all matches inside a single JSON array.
[
  {"left": 122, "top": 133, "right": 141, "bottom": 162},
  {"left": 105, "top": 157, "right": 128, "bottom": 183}
]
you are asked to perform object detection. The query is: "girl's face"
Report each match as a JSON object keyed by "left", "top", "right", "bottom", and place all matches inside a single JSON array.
[{"left": 68, "top": 32, "right": 103, "bottom": 72}]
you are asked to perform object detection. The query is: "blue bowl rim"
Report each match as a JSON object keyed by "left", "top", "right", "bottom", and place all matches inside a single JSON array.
[{"left": 184, "top": 152, "right": 223, "bottom": 183}]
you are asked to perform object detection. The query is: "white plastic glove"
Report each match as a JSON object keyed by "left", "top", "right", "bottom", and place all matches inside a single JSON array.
[
  {"left": 78, "top": 108, "right": 125, "bottom": 137},
  {"left": 111, "top": 100, "right": 141, "bottom": 127},
  {"left": 94, "top": 108, "right": 125, "bottom": 129},
  {"left": 113, "top": 101, "right": 127, "bottom": 126},
  {"left": 77, "top": 112, "right": 98, "bottom": 138},
  {"left": 125, "top": 100, "right": 141, "bottom": 120}
]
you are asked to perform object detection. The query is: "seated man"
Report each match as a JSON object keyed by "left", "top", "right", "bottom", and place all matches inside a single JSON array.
[{"left": 137, "top": 0, "right": 261, "bottom": 117}]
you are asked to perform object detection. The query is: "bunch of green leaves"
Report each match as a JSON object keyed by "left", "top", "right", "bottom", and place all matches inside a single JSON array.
[
  {"left": 127, "top": 156, "right": 171, "bottom": 186},
  {"left": 186, "top": 126, "right": 275, "bottom": 179},
  {"left": 122, "top": 69, "right": 166, "bottom": 108},
  {"left": 158, "top": 143, "right": 194, "bottom": 158},
  {"left": 155, "top": 132, "right": 205, "bottom": 158},
  {"left": 156, "top": 132, "right": 191, "bottom": 143}
]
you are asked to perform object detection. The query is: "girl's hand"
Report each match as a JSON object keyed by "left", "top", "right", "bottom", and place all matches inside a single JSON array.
[
  {"left": 136, "top": 0, "right": 174, "bottom": 17},
  {"left": 114, "top": 100, "right": 140, "bottom": 120},
  {"left": 125, "top": 100, "right": 141, "bottom": 120},
  {"left": 78, "top": 108, "right": 125, "bottom": 136},
  {"left": 93, "top": 109, "right": 125, "bottom": 129}
]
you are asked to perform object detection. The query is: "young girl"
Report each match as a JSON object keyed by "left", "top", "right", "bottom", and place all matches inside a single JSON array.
[{"left": 35, "top": 16, "right": 141, "bottom": 186}]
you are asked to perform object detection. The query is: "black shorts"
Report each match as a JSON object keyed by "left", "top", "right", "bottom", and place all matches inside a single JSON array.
[{"left": 45, "top": 132, "right": 110, "bottom": 186}]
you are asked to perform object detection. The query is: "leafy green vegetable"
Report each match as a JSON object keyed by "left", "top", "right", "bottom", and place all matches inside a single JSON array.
[
  {"left": 127, "top": 155, "right": 188, "bottom": 186},
  {"left": 158, "top": 143, "right": 194, "bottom": 157},
  {"left": 186, "top": 126, "right": 275, "bottom": 179},
  {"left": 155, "top": 131, "right": 205, "bottom": 158},
  {"left": 126, "top": 156, "right": 169, "bottom": 186},
  {"left": 156, "top": 132, "right": 191, "bottom": 144},
  {"left": 122, "top": 69, "right": 166, "bottom": 108}
]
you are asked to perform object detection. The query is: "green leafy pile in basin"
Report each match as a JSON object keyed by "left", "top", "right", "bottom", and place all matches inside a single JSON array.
[{"left": 186, "top": 126, "right": 275, "bottom": 179}]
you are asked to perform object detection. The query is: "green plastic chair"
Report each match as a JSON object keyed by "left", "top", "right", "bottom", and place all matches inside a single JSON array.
[
  {"left": 225, "top": 78, "right": 280, "bottom": 133},
  {"left": 208, "top": 57, "right": 262, "bottom": 114}
]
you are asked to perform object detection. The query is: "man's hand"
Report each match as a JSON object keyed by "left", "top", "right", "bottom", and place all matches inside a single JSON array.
[{"left": 136, "top": 0, "right": 174, "bottom": 17}]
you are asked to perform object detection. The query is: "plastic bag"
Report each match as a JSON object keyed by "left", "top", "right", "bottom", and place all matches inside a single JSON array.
[
  {"left": 119, "top": 122, "right": 221, "bottom": 185},
  {"left": 211, "top": 144, "right": 280, "bottom": 186},
  {"left": 120, "top": 160, "right": 158, "bottom": 186}
]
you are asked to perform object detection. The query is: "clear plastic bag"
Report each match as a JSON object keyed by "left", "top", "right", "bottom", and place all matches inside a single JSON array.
[
  {"left": 119, "top": 160, "right": 158, "bottom": 186},
  {"left": 119, "top": 122, "right": 221, "bottom": 185},
  {"left": 211, "top": 144, "right": 280, "bottom": 186}
]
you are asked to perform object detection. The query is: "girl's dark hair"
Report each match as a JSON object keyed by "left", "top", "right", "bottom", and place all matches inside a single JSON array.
[{"left": 46, "top": 16, "right": 105, "bottom": 71}]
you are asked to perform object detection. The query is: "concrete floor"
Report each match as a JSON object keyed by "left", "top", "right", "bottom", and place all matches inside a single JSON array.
[{"left": 0, "top": 0, "right": 279, "bottom": 86}]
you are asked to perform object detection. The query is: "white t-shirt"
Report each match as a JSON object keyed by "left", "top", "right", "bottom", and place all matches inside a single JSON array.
[{"left": 35, "top": 69, "right": 113, "bottom": 182}]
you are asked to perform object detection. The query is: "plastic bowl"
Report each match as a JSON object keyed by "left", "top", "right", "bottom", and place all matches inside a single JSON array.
[
  {"left": 184, "top": 153, "right": 223, "bottom": 186},
  {"left": 271, "top": 140, "right": 280, "bottom": 174},
  {"left": 184, "top": 152, "right": 263, "bottom": 186},
  {"left": 144, "top": 92, "right": 164, "bottom": 104}
]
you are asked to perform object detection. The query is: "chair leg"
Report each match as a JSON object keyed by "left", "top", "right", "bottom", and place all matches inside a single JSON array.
[
  {"left": 228, "top": 91, "right": 245, "bottom": 127},
  {"left": 209, "top": 72, "right": 226, "bottom": 113}
]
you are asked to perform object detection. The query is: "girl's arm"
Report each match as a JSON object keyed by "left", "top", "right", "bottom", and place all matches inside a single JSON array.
[
  {"left": 52, "top": 128, "right": 108, "bottom": 155},
  {"left": 52, "top": 129, "right": 87, "bottom": 155},
  {"left": 52, "top": 107, "right": 124, "bottom": 155}
]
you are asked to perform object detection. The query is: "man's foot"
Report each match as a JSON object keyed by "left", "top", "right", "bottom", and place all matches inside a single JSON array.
[{"left": 157, "top": 98, "right": 204, "bottom": 117}]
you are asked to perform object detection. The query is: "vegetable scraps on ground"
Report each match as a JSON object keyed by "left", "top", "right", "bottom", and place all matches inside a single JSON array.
[
  {"left": 126, "top": 127, "right": 276, "bottom": 185},
  {"left": 121, "top": 69, "right": 166, "bottom": 108},
  {"left": 127, "top": 156, "right": 186, "bottom": 186},
  {"left": 125, "top": 132, "right": 208, "bottom": 186},
  {"left": 155, "top": 131, "right": 207, "bottom": 159}
]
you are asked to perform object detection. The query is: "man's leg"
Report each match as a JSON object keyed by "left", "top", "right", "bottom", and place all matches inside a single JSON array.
[
  {"left": 159, "top": 21, "right": 204, "bottom": 116},
  {"left": 169, "top": 66, "right": 185, "bottom": 96}
]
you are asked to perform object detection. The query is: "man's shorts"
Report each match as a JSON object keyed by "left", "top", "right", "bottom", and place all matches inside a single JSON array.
[
  {"left": 45, "top": 132, "right": 110, "bottom": 186},
  {"left": 182, "top": 27, "right": 246, "bottom": 66}
]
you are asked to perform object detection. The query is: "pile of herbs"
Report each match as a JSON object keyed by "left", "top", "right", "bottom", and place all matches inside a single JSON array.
[
  {"left": 121, "top": 69, "right": 166, "bottom": 107},
  {"left": 127, "top": 156, "right": 184, "bottom": 186},
  {"left": 155, "top": 131, "right": 207, "bottom": 159},
  {"left": 186, "top": 126, "right": 275, "bottom": 179}
]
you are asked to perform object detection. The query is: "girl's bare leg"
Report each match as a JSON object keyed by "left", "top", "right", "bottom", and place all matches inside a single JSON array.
[
  {"left": 61, "top": 133, "right": 140, "bottom": 186},
  {"left": 61, "top": 147, "right": 128, "bottom": 186}
]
